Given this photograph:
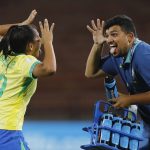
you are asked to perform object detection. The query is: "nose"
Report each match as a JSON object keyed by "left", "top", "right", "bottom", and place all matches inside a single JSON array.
[{"left": 106, "top": 35, "right": 114, "bottom": 45}]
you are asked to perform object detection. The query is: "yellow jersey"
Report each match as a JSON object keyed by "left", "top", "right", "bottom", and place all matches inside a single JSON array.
[{"left": 0, "top": 54, "right": 40, "bottom": 130}]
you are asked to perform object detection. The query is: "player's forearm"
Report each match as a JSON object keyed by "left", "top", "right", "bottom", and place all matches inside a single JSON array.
[
  {"left": 129, "top": 91, "right": 150, "bottom": 105},
  {"left": 85, "top": 43, "right": 104, "bottom": 77},
  {"left": 0, "top": 24, "right": 19, "bottom": 36},
  {"left": 42, "top": 42, "right": 56, "bottom": 75},
  {"left": 0, "top": 22, "right": 26, "bottom": 35}
]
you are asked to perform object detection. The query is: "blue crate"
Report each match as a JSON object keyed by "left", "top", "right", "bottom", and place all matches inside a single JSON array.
[{"left": 81, "top": 100, "right": 144, "bottom": 150}]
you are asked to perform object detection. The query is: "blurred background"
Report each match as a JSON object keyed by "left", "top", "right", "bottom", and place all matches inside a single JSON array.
[{"left": 0, "top": 0, "right": 150, "bottom": 149}]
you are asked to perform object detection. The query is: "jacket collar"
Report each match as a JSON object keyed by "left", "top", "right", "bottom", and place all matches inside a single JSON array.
[{"left": 123, "top": 38, "right": 142, "bottom": 65}]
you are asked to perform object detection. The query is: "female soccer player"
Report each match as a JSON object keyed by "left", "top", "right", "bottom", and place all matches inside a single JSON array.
[{"left": 0, "top": 16, "right": 56, "bottom": 149}]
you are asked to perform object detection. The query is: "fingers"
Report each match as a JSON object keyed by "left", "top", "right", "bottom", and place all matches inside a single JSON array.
[
  {"left": 108, "top": 98, "right": 116, "bottom": 104},
  {"left": 101, "top": 20, "right": 105, "bottom": 34},
  {"left": 39, "top": 19, "right": 55, "bottom": 32},
  {"left": 101, "top": 20, "right": 105, "bottom": 29},
  {"left": 44, "top": 19, "right": 49, "bottom": 31},
  {"left": 21, "top": 9, "right": 37, "bottom": 25},
  {"left": 113, "top": 102, "right": 120, "bottom": 108},
  {"left": 113, "top": 101, "right": 126, "bottom": 109},
  {"left": 39, "top": 21, "right": 44, "bottom": 33},
  {"left": 50, "top": 23, "right": 55, "bottom": 32},
  {"left": 97, "top": 19, "right": 100, "bottom": 29},
  {"left": 39, "top": 19, "right": 54, "bottom": 43},
  {"left": 87, "top": 19, "right": 104, "bottom": 32},
  {"left": 91, "top": 20, "right": 97, "bottom": 30},
  {"left": 111, "top": 98, "right": 121, "bottom": 108},
  {"left": 30, "top": 9, "right": 37, "bottom": 17},
  {"left": 86, "top": 25, "right": 94, "bottom": 33},
  {"left": 27, "top": 9, "right": 37, "bottom": 23}
]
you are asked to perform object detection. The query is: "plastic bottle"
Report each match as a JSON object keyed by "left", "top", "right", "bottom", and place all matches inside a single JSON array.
[
  {"left": 129, "top": 122, "right": 141, "bottom": 150},
  {"left": 104, "top": 76, "right": 119, "bottom": 101},
  {"left": 111, "top": 116, "right": 122, "bottom": 148},
  {"left": 102, "top": 76, "right": 119, "bottom": 145},
  {"left": 100, "top": 113, "right": 113, "bottom": 144},
  {"left": 119, "top": 119, "right": 131, "bottom": 149}
]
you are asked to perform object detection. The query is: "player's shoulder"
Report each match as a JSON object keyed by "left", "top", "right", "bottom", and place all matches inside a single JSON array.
[
  {"left": 16, "top": 54, "right": 38, "bottom": 64},
  {"left": 133, "top": 41, "right": 150, "bottom": 67},
  {"left": 137, "top": 41, "right": 150, "bottom": 51},
  {"left": 134, "top": 41, "right": 150, "bottom": 58}
]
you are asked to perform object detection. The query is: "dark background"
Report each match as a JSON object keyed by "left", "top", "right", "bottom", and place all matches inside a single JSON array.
[{"left": 1, "top": 0, "right": 150, "bottom": 120}]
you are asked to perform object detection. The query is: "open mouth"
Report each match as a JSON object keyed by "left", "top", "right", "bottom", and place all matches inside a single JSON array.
[{"left": 110, "top": 45, "right": 119, "bottom": 56}]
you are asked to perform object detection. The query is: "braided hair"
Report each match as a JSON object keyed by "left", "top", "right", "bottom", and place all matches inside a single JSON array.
[{"left": 0, "top": 25, "right": 36, "bottom": 59}]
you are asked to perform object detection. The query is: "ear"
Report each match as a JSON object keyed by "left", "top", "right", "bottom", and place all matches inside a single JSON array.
[
  {"left": 26, "top": 42, "right": 33, "bottom": 54},
  {"left": 127, "top": 32, "right": 134, "bottom": 44}
]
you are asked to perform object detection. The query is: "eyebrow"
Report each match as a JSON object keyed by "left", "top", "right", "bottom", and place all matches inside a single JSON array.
[
  {"left": 110, "top": 30, "right": 119, "bottom": 33},
  {"left": 105, "top": 30, "right": 118, "bottom": 35}
]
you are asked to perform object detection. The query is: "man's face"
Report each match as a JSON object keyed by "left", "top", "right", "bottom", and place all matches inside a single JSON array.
[{"left": 105, "top": 25, "right": 133, "bottom": 57}]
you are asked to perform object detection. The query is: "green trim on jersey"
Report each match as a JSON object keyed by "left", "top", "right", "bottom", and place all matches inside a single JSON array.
[
  {"left": 0, "top": 74, "right": 7, "bottom": 97},
  {"left": 18, "top": 60, "right": 40, "bottom": 96},
  {"left": 29, "top": 61, "right": 41, "bottom": 79},
  {"left": 21, "top": 141, "right": 26, "bottom": 150},
  {"left": 18, "top": 77, "right": 33, "bottom": 96}
]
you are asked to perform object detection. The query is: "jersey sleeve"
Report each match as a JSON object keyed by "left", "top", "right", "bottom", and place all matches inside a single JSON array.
[
  {"left": 101, "top": 55, "right": 118, "bottom": 76},
  {"left": 19, "top": 55, "right": 41, "bottom": 79}
]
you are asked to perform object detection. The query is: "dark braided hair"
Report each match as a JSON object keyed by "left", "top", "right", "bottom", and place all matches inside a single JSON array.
[{"left": 0, "top": 25, "right": 36, "bottom": 59}]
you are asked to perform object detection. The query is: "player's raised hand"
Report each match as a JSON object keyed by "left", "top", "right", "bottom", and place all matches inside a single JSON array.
[
  {"left": 87, "top": 19, "right": 106, "bottom": 44},
  {"left": 39, "top": 19, "right": 55, "bottom": 44},
  {"left": 21, "top": 9, "right": 37, "bottom": 25}
]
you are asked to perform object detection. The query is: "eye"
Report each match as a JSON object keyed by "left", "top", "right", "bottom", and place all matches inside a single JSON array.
[{"left": 111, "top": 32, "right": 118, "bottom": 37}]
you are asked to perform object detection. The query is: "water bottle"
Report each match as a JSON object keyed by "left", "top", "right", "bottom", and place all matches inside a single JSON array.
[
  {"left": 104, "top": 76, "right": 118, "bottom": 101},
  {"left": 120, "top": 119, "right": 131, "bottom": 149},
  {"left": 129, "top": 122, "right": 141, "bottom": 150},
  {"left": 111, "top": 116, "right": 122, "bottom": 148},
  {"left": 100, "top": 113, "right": 113, "bottom": 144}
]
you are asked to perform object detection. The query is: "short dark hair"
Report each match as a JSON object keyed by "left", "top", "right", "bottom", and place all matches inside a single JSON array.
[
  {"left": 0, "top": 25, "right": 36, "bottom": 59},
  {"left": 103, "top": 15, "right": 137, "bottom": 37}
]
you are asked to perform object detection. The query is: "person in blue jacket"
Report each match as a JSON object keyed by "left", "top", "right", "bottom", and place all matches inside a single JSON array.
[{"left": 85, "top": 15, "right": 150, "bottom": 149}]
